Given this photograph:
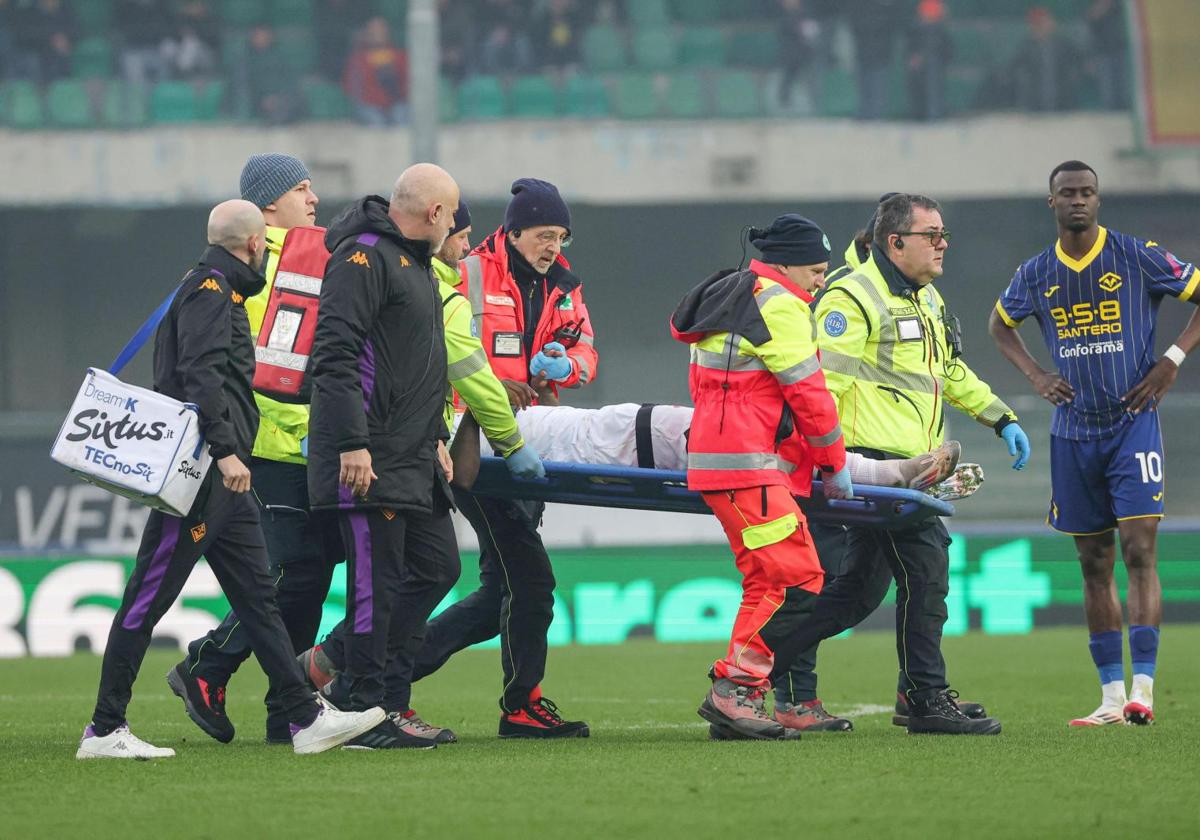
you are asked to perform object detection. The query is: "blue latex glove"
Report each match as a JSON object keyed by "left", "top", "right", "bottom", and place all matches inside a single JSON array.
[
  {"left": 504, "top": 443, "right": 546, "bottom": 479},
  {"left": 1001, "top": 422, "right": 1030, "bottom": 470},
  {"left": 529, "top": 341, "right": 573, "bottom": 382},
  {"left": 821, "top": 465, "right": 854, "bottom": 500},
  {"left": 300, "top": 435, "right": 309, "bottom": 458}
]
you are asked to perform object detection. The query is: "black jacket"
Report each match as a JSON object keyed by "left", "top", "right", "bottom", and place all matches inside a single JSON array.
[
  {"left": 152, "top": 245, "right": 267, "bottom": 462},
  {"left": 308, "top": 196, "right": 449, "bottom": 512}
]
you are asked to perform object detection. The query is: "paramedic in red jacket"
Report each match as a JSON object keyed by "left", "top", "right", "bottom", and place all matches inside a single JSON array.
[
  {"left": 670, "top": 215, "right": 852, "bottom": 741},
  {"left": 410, "top": 178, "right": 594, "bottom": 738}
]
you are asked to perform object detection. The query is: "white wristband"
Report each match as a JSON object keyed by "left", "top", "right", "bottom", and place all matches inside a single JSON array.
[{"left": 1164, "top": 344, "right": 1186, "bottom": 367}]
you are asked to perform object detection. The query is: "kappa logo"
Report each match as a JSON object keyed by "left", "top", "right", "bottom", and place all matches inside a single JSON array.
[
  {"left": 348, "top": 251, "right": 371, "bottom": 267},
  {"left": 190, "top": 523, "right": 207, "bottom": 543},
  {"left": 1044, "top": 285, "right": 1060, "bottom": 298},
  {"left": 231, "top": 291, "right": 244, "bottom": 304},
  {"left": 399, "top": 256, "right": 411, "bottom": 267},
  {"left": 199, "top": 278, "right": 223, "bottom": 293},
  {"left": 1097, "top": 272, "right": 1122, "bottom": 293},
  {"left": 381, "top": 508, "right": 396, "bottom": 521}
]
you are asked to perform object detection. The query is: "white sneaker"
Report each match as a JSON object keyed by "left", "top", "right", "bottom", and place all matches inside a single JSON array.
[
  {"left": 291, "top": 703, "right": 386, "bottom": 755},
  {"left": 76, "top": 724, "right": 176, "bottom": 760},
  {"left": 1125, "top": 682, "right": 1154, "bottom": 725},
  {"left": 1068, "top": 703, "right": 1127, "bottom": 727}
]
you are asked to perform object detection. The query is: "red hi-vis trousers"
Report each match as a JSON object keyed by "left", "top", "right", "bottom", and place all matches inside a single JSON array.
[{"left": 702, "top": 485, "right": 824, "bottom": 688}]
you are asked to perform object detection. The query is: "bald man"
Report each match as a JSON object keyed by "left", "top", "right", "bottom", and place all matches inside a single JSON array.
[
  {"left": 304, "top": 165, "right": 464, "bottom": 749},
  {"left": 78, "top": 200, "right": 384, "bottom": 759}
]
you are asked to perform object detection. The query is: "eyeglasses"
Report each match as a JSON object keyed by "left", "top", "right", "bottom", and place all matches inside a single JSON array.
[
  {"left": 896, "top": 229, "right": 951, "bottom": 246},
  {"left": 534, "top": 230, "right": 572, "bottom": 248}
]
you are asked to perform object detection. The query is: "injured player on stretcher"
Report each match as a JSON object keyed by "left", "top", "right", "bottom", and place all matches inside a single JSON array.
[{"left": 450, "top": 403, "right": 983, "bottom": 500}]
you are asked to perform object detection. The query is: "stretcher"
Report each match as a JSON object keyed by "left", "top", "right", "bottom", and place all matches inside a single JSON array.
[{"left": 469, "top": 457, "right": 955, "bottom": 528}]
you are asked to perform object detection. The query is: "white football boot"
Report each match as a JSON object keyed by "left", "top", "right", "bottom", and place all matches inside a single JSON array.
[
  {"left": 1124, "top": 676, "right": 1154, "bottom": 725},
  {"left": 76, "top": 724, "right": 176, "bottom": 760}
]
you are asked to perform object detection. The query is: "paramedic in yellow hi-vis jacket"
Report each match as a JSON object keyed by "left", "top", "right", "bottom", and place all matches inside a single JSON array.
[
  {"left": 767, "top": 194, "right": 1029, "bottom": 736},
  {"left": 172, "top": 154, "right": 342, "bottom": 746}
]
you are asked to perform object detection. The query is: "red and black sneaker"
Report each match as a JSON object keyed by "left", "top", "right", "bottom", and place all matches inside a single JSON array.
[
  {"left": 499, "top": 694, "right": 589, "bottom": 739},
  {"left": 167, "top": 662, "right": 234, "bottom": 743}
]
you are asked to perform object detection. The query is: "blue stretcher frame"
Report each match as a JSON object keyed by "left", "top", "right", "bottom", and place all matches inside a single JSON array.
[{"left": 470, "top": 458, "right": 954, "bottom": 528}]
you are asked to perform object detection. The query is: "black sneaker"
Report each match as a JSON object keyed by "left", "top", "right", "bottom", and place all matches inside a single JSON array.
[
  {"left": 906, "top": 689, "right": 1001, "bottom": 735},
  {"left": 166, "top": 662, "right": 234, "bottom": 743},
  {"left": 343, "top": 713, "right": 437, "bottom": 750},
  {"left": 893, "top": 690, "right": 987, "bottom": 726},
  {"left": 499, "top": 697, "right": 590, "bottom": 739}
]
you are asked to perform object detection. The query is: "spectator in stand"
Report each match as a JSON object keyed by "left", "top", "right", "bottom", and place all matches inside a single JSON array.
[
  {"left": 1087, "top": 0, "right": 1128, "bottom": 110},
  {"left": 316, "top": 0, "right": 369, "bottom": 84},
  {"left": 1013, "top": 7, "right": 1082, "bottom": 112},
  {"left": 533, "top": 0, "right": 582, "bottom": 72},
  {"left": 247, "top": 25, "right": 300, "bottom": 124},
  {"left": 116, "top": 0, "right": 171, "bottom": 88},
  {"left": 343, "top": 16, "right": 410, "bottom": 127},
  {"left": 15, "top": 0, "right": 76, "bottom": 83},
  {"left": 438, "top": 0, "right": 478, "bottom": 81},
  {"left": 163, "top": 1, "right": 219, "bottom": 82},
  {"left": 775, "top": 0, "right": 823, "bottom": 114},
  {"left": 850, "top": 0, "right": 904, "bottom": 120},
  {"left": 904, "top": 0, "right": 951, "bottom": 121},
  {"left": 479, "top": 0, "right": 531, "bottom": 75}
]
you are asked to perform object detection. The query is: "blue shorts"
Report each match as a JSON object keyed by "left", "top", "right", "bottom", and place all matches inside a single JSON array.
[{"left": 1048, "top": 409, "right": 1165, "bottom": 535}]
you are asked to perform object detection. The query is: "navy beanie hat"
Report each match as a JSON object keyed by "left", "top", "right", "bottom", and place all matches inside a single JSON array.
[
  {"left": 504, "top": 178, "right": 571, "bottom": 234},
  {"left": 240, "top": 153, "right": 311, "bottom": 209},
  {"left": 750, "top": 214, "right": 831, "bottom": 266},
  {"left": 449, "top": 198, "right": 471, "bottom": 236}
]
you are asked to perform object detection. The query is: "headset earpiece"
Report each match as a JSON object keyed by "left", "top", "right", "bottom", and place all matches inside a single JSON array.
[{"left": 894, "top": 236, "right": 904, "bottom": 250}]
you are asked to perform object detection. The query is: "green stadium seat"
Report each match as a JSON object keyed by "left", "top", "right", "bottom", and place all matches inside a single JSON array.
[
  {"left": 713, "top": 70, "right": 761, "bottom": 118},
  {"left": 46, "top": 79, "right": 94, "bottom": 127},
  {"left": 727, "top": 26, "right": 780, "bottom": 68},
  {"left": 73, "top": 37, "right": 113, "bottom": 79},
  {"left": 457, "top": 75, "right": 506, "bottom": 120},
  {"left": 102, "top": 80, "right": 148, "bottom": 127},
  {"left": 613, "top": 73, "right": 658, "bottom": 119},
  {"left": 679, "top": 26, "right": 726, "bottom": 68},
  {"left": 2, "top": 81, "right": 45, "bottom": 129},
  {"left": 439, "top": 76, "right": 458, "bottom": 123},
  {"left": 632, "top": 26, "right": 678, "bottom": 71},
  {"left": 664, "top": 72, "right": 706, "bottom": 117},
  {"left": 222, "top": 0, "right": 268, "bottom": 27},
  {"left": 270, "top": 0, "right": 315, "bottom": 17},
  {"left": 562, "top": 74, "right": 610, "bottom": 117},
  {"left": 302, "top": 79, "right": 350, "bottom": 120},
  {"left": 719, "top": 0, "right": 761, "bottom": 21},
  {"left": 150, "top": 81, "right": 198, "bottom": 123},
  {"left": 624, "top": 0, "right": 670, "bottom": 26},
  {"left": 195, "top": 80, "right": 226, "bottom": 120},
  {"left": 509, "top": 75, "right": 560, "bottom": 118},
  {"left": 671, "top": 0, "right": 721, "bottom": 24},
  {"left": 819, "top": 66, "right": 857, "bottom": 117},
  {"left": 74, "top": 0, "right": 114, "bottom": 30},
  {"left": 582, "top": 24, "right": 628, "bottom": 73}
]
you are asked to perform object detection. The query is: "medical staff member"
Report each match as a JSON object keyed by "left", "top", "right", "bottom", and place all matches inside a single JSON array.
[{"left": 671, "top": 214, "right": 852, "bottom": 741}]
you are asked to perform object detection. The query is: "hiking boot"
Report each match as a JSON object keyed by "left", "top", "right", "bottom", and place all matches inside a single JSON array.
[
  {"left": 709, "top": 723, "right": 800, "bottom": 741},
  {"left": 906, "top": 689, "right": 1001, "bottom": 735},
  {"left": 166, "top": 662, "right": 234, "bottom": 743},
  {"left": 342, "top": 712, "right": 438, "bottom": 750},
  {"left": 395, "top": 709, "right": 457, "bottom": 744},
  {"left": 774, "top": 699, "right": 853, "bottom": 732},
  {"left": 297, "top": 645, "right": 338, "bottom": 693},
  {"left": 893, "top": 690, "right": 987, "bottom": 726},
  {"left": 899, "top": 441, "right": 962, "bottom": 490},
  {"left": 499, "top": 697, "right": 590, "bottom": 739},
  {"left": 697, "top": 678, "right": 786, "bottom": 740}
]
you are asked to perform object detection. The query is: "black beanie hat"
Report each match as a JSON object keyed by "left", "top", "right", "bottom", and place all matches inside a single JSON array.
[
  {"left": 450, "top": 198, "right": 471, "bottom": 236},
  {"left": 750, "top": 214, "right": 831, "bottom": 266},
  {"left": 504, "top": 178, "right": 571, "bottom": 234}
]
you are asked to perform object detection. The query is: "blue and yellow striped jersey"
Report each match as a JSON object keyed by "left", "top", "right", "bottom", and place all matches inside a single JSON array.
[{"left": 996, "top": 227, "right": 1198, "bottom": 440}]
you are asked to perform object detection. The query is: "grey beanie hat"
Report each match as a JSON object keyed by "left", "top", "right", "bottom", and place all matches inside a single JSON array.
[{"left": 239, "top": 153, "right": 311, "bottom": 209}]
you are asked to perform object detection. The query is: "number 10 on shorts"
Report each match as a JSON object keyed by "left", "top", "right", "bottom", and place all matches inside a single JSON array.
[{"left": 1134, "top": 451, "right": 1163, "bottom": 484}]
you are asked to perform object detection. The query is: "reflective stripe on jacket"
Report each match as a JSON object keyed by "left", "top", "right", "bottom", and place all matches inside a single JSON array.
[
  {"left": 671, "top": 260, "right": 846, "bottom": 494},
  {"left": 814, "top": 248, "right": 1015, "bottom": 457},
  {"left": 434, "top": 258, "right": 525, "bottom": 457}
]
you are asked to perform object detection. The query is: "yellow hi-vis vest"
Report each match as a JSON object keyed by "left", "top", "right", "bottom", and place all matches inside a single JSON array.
[
  {"left": 246, "top": 226, "right": 310, "bottom": 464},
  {"left": 434, "top": 258, "right": 525, "bottom": 456},
  {"left": 813, "top": 256, "right": 1015, "bottom": 457}
]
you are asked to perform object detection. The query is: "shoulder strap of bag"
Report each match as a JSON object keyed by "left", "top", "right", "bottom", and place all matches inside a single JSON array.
[{"left": 109, "top": 281, "right": 183, "bottom": 376}]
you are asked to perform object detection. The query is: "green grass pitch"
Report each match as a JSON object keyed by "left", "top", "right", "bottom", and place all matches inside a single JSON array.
[{"left": 2, "top": 626, "right": 1197, "bottom": 839}]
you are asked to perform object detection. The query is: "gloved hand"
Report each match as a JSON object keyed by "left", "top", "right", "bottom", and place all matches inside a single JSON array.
[
  {"left": 529, "top": 341, "right": 573, "bottom": 382},
  {"left": 300, "top": 435, "right": 309, "bottom": 458},
  {"left": 1001, "top": 423, "right": 1030, "bottom": 470},
  {"left": 821, "top": 465, "right": 854, "bottom": 500},
  {"left": 504, "top": 443, "right": 546, "bottom": 479}
]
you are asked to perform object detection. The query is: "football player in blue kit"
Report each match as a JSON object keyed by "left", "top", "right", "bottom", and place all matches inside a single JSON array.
[{"left": 989, "top": 160, "right": 1200, "bottom": 727}]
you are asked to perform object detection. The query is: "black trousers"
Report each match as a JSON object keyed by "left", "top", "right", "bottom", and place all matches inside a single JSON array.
[
  {"left": 411, "top": 491, "right": 555, "bottom": 713},
  {"left": 319, "top": 500, "right": 460, "bottom": 713},
  {"left": 184, "top": 459, "right": 341, "bottom": 729},
  {"left": 768, "top": 516, "right": 953, "bottom": 700},
  {"left": 91, "top": 478, "right": 318, "bottom": 734}
]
